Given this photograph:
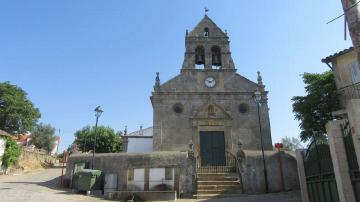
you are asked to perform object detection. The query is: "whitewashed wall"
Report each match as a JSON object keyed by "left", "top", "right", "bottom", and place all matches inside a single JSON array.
[
  {"left": 149, "top": 168, "right": 174, "bottom": 190},
  {"left": 127, "top": 168, "right": 145, "bottom": 190},
  {"left": 127, "top": 167, "right": 175, "bottom": 191},
  {"left": 127, "top": 138, "right": 153, "bottom": 153},
  {"left": 0, "top": 138, "right": 6, "bottom": 166}
]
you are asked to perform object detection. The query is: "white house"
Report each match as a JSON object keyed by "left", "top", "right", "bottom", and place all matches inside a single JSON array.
[{"left": 122, "top": 126, "right": 153, "bottom": 153}]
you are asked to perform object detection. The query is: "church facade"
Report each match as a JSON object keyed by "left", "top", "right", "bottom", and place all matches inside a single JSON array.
[{"left": 151, "top": 15, "right": 272, "bottom": 167}]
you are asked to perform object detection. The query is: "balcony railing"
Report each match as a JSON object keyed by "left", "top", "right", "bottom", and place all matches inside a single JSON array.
[{"left": 337, "top": 82, "right": 360, "bottom": 108}]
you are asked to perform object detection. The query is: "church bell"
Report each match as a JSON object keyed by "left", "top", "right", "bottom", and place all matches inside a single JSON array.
[
  {"left": 212, "top": 55, "right": 221, "bottom": 66},
  {"left": 195, "top": 54, "right": 205, "bottom": 65}
]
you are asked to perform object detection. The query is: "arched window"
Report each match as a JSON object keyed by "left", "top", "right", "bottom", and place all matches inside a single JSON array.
[
  {"left": 204, "top": 27, "right": 209, "bottom": 37},
  {"left": 195, "top": 46, "right": 205, "bottom": 69},
  {"left": 211, "top": 46, "right": 221, "bottom": 68}
]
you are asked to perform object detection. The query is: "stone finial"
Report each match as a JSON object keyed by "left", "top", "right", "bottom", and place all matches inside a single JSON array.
[
  {"left": 225, "top": 29, "right": 228, "bottom": 36},
  {"left": 257, "top": 71, "right": 263, "bottom": 86},
  {"left": 154, "top": 72, "right": 160, "bottom": 91},
  {"left": 187, "top": 140, "right": 195, "bottom": 160},
  {"left": 186, "top": 29, "right": 188, "bottom": 36},
  {"left": 236, "top": 141, "right": 245, "bottom": 173},
  {"left": 237, "top": 141, "right": 243, "bottom": 150},
  {"left": 188, "top": 140, "right": 194, "bottom": 151},
  {"left": 257, "top": 71, "right": 266, "bottom": 100}
]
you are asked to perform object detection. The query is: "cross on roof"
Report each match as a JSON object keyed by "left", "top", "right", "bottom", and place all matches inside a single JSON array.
[{"left": 204, "top": 7, "right": 209, "bottom": 15}]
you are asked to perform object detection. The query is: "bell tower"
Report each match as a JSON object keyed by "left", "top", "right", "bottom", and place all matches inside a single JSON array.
[{"left": 181, "top": 15, "right": 235, "bottom": 71}]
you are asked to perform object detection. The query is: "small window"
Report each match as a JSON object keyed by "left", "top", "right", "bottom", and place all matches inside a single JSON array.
[
  {"left": 204, "top": 27, "right": 209, "bottom": 37},
  {"left": 128, "top": 168, "right": 134, "bottom": 181},
  {"left": 165, "top": 168, "right": 173, "bottom": 180}
]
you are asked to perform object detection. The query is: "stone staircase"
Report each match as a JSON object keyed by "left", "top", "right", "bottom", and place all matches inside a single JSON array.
[{"left": 194, "top": 168, "right": 243, "bottom": 199}]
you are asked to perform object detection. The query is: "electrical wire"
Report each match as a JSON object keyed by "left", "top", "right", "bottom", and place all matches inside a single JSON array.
[{"left": 326, "top": 0, "right": 360, "bottom": 24}]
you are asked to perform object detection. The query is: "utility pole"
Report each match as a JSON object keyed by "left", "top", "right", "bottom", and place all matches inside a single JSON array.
[{"left": 341, "top": 0, "right": 360, "bottom": 63}]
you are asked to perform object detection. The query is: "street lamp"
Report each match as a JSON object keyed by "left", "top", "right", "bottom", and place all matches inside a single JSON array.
[
  {"left": 254, "top": 89, "right": 269, "bottom": 193},
  {"left": 92, "top": 106, "right": 103, "bottom": 169}
]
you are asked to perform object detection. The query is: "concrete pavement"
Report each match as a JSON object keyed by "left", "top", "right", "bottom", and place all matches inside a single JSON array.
[{"left": 0, "top": 168, "right": 301, "bottom": 202}]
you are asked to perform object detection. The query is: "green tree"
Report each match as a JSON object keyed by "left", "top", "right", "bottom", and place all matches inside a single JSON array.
[
  {"left": 74, "top": 126, "right": 122, "bottom": 153},
  {"left": 1, "top": 137, "right": 21, "bottom": 168},
  {"left": 0, "top": 82, "right": 41, "bottom": 134},
  {"left": 281, "top": 136, "right": 303, "bottom": 151},
  {"left": 292, "top": 71, "right": 340, "bottom": 141},
  {"left": 30, "top": 123, "right": 57, "bottom": 153}
]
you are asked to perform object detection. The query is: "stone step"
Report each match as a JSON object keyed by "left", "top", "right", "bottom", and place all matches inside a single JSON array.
[
  {"left": 197, "top": 184, "right": 242, "bottom": 190},
  {"left": 193, "top": 193, "right": 244, "bottom": 199},
  {"left": 197, "top": 166, "right": 235, "bottom": 173},
  {"left": 197, "top": 189, "right": 243, "bottom": 195},
  {"left": 197, "top": 181, "right": 240, "bottom": 186},
  {"left": 197, "top": 173, "right": 235, "bottom": 178},
  {"left": 197, "top": 176, "right": 238, "bottom": 181}
]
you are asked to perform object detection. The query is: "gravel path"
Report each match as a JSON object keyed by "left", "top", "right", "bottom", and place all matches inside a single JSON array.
[{"left": 0, "top": 168, "right": 301, "bottom": 202}]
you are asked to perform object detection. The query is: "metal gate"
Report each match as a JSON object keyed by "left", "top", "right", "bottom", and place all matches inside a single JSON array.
[
  {"left": 304, "top": 137, "right": 340, "bottom": 202},
  {"left": 341, "top": 119, "right": 360, "bottom": 202}
]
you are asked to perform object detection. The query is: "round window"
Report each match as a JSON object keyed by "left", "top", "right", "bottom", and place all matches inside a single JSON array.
[
  {"left": 173, "top": 103, "right": 183, "bottom": 114},
  {"left": 238, "top": 103, "right": 249, "bottom": 114}
]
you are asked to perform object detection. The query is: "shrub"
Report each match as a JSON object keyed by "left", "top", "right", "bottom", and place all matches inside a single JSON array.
[{"left": 1, "top": 137, "right": 21, "bottom": 168}]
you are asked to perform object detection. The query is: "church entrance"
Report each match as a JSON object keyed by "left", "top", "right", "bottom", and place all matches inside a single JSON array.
[{"left": 200, "top": 131, "right": 226, "bottom": 166}]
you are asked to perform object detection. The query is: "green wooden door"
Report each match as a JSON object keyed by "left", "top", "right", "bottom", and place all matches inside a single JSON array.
[{"left": 200, "top": 131, "right": 226, "bottom": 166}]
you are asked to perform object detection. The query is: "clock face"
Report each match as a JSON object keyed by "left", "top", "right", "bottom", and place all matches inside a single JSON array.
[{"left": 205, "top": 76, "right": 216, "bottom": 88}]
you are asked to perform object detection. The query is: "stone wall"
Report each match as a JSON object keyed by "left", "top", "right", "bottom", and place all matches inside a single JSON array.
[
  {"left": 65, "top": 151, "right": 196, "bottom": 198},
  {"left": 16, "top": 147, "right": 55, "bottom": 172},
  {"left": 241, "top": 150, "right": 300, "bottom": 194}
]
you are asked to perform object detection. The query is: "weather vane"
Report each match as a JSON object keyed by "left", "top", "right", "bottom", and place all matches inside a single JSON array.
[{"left": 204, "top": 7, "right": 209, "bottom": 15}]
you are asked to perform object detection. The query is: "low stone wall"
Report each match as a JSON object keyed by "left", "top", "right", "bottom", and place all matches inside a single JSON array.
[
  {"left": 65, "top": 151, "right": 196, "bottom": 198},
  {"left": 17, "top": 148, "right": 56, "bottom": 171},
  {"left": 241, "top": 150, "right": 300, "bottom": 194}
]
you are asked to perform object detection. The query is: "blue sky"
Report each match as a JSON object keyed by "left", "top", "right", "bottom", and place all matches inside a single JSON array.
[{"left": 0, "top": 0, "right": 352, "bottom": 152}]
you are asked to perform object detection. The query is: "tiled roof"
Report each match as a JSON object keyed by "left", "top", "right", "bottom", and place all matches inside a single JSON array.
[
  {"left": 125, "top": 126, "right": 153, "bottom": 137},
  {"left": 321, "top": 47, "right": 354, "bottom": 63}
]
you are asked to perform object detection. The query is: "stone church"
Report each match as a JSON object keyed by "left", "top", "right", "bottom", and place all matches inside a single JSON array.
[
  {"left": 151, "top": 15, "right": 272, "bottom": 167},
  {"left": 66, "top": 15, "right": 300, "bottom": 199}
]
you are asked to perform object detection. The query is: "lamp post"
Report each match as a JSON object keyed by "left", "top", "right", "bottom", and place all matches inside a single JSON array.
[
  {"left": 92, "top": 106, "right": 103, "bottom": 169},
  {"left": 254, "top": 90, "right": 269, "bottom": 193}
]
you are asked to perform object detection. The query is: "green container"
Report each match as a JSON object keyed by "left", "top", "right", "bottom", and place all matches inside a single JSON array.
[{"left": 77, "top": 169, "right": 103, "bottom": 191}]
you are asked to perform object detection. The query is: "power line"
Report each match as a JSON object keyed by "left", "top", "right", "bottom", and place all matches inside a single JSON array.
[{"left": 326, "top": 0, "right": 360, "bottom": 24}]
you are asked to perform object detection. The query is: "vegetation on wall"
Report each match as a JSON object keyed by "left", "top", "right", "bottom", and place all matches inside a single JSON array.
[
  {"left": 74, "top": 126, "right": 122, "bottom": 153},
  {"left": 0, "top": 82, "right": 41, "bottom": 134},
  {"left": 1, "top": 137, "right": 21, "bottom": 168},
  {"left": 292, "top": 71, "right": 340, "bottom": 142}
]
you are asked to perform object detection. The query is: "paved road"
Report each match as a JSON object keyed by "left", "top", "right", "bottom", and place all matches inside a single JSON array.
[
  {"left": 0, "top": 168, "right": 301, "bottom": 202},
  {"left": 0, "top": 168, "right": 105, "bottom": 202}
]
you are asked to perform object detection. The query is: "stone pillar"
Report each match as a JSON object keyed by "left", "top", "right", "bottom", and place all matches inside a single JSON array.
[
  {"left": 144, "top": 168, "right": 150, "bottom": 191},
  {"left": 326, "top": 120, "right": 356, "bottom": 202},
  {"left": 346, "top": 99, "right": 360, "bottom": 166},
  {"left": 295, "top": 149, "right": 309, "bottom": 202}
]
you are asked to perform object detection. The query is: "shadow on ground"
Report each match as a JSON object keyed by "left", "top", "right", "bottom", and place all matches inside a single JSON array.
[{"left": 1, "top": 171, "right": 106, "bottom": 201}]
